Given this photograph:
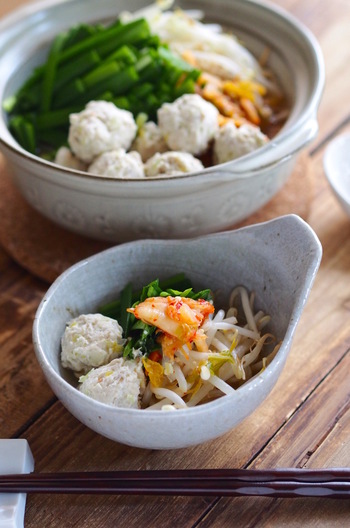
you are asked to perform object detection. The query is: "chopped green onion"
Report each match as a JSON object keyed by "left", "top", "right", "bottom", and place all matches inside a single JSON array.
[
  {"left": 41, "top": 33, "right": 66, "bottom": 112},
  {"left": 119, "top": 282, "right": 133, "bottom": 336},
  {"left": 35, "top": 107, "right": 81, "bottom": 130},
  {"left": 82, "top": 61, "right": 121, "bottom": 89},
  {"left": 9, "top": 116, "right": 36, "bottom": 154},
  {"left": 54, "top": 49, "right": 101, "bottom": 91}
]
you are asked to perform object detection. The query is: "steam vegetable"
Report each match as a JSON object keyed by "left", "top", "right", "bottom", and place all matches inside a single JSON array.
[
  {"left": 4, "top": 16, "right": 200, "bottom": 155},
  {"left": 61, "top": 274, "right": 280, "bottom": 410}
]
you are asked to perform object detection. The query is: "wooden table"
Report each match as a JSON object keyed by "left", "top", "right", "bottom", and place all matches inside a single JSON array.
[{"left": 1, "top": 0, "right": 350, "bottom": 526}]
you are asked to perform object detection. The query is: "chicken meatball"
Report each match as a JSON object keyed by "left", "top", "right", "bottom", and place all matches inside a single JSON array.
[
  {"left": 68, "top": 100, "right": 137, "bottom": 163},
  {"left": 144, "top": 151, "right": 204, "bottom": 177},
  {"left": 213, "top": 122, "right": 268, "bottom": 164},
  {"left": 61, "top": 313, "right": 125, "bottom": 375},
  {"left": 54, "top": 146, "right": 87, "bottom": 171},
  {"left": 79, "top": 357, "right": 146, "bottom": 409},
  {"left": 157, "top": 94, "right": 219, "bottom": 155},
  {"left": 88, "top": 149, "right": 145, "bottom": 179},
  {"left": 131, "top": 121, "right": 168, "bottom": 162}
]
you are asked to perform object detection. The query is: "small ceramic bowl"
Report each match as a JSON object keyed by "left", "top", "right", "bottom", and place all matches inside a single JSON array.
[
  {"left": 323, "top": 134, "right": 350, "bottom": 218},
  {"left": 0, "top": 0, "right": 325, "bottom": 242},
  {"left": 32, "top": 215, "right": 322, "bottom": 449}
]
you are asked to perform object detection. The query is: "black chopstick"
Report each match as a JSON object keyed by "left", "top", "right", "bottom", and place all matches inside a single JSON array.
[{"left": 1, "top": 468, "right": 350, "bottom": 498}]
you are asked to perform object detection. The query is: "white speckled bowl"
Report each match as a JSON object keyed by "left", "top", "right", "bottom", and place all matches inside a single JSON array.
[
  {"left": 32, "top": 215, "right": 322, "bottom": 449},
  {"left": 323, "top": 134, "right": 350, "bottom": 219},
  {"left": 0, "top": 0, "right": 324, "bottom": 243}
]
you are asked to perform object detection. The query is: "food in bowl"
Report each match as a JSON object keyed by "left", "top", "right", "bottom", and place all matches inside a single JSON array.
[
  {"left": 3, "top": 1, "right": 289, "bottom": 178},
  {"left": 32, "top": 216, "right": 322, "bottom": 448},
  {"left": 60, "top": 275, "right": 280, "bottom": 410},
  {"left": 0, "top": 0, "right": 325, "bottom": 243}
]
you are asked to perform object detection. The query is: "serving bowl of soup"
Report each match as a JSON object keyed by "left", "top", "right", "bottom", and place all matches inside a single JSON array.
[
  {"left": 32, "top": 215, "right": 322, "bottom": 449},
  {"left": 0, "top": 0, "right": 324, "bottom": 242}
]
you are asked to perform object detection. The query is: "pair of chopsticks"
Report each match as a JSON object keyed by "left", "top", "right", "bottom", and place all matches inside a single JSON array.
[{"left": 1, "top": 468, "right": 350, "bottom": 498}]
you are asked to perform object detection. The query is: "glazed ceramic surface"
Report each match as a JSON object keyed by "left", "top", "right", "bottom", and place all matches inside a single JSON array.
[
  {"left": 0, "top": 440, "right": 34, "bottom": 528},
  {"left": 323, "top": 134, "right": 350, "bottom": 218},
  {"left": 32, "top": 215, "right": 322, "bottom": 449},
  {"left": 0, "top": 0, "right": 324, "bottom": 242}
]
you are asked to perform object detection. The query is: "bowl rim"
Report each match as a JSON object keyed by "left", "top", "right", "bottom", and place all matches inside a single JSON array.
[
  {"left": 32, "top": 214, "right": 323, "bottom": 417},
  {"left": 0, "top": 0, "right": 325, "bottom": 183}
]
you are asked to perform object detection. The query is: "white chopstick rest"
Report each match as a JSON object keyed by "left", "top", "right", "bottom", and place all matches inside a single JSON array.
[{"left": 0, "top": 440, "right": 34, "bottom": 528}]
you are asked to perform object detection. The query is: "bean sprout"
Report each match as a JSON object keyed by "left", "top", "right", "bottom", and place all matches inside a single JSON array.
[{"left": 141, "top": 286, "right": 279, "bottom": 410}]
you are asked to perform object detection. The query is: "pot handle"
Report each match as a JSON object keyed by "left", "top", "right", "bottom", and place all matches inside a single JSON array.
[{"left": 216, "top": 117, "right": 319, "bottom": 176}]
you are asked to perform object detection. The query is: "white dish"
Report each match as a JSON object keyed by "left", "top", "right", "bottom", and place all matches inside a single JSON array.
[
  {"left": 323, "top": 133, "right": 350, "bottom": 218},
  {"left": 0, "top": 0, "right": 325, "bottom": 242},
  {"left": 32, "top": 215, "right": 322, "bottom": 449},
  {"left": 0, "top": 440, "right": 34, "bottom": 528}
]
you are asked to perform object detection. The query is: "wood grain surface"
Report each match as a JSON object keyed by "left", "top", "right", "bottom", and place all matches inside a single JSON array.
[{"left": 0, "top": 0, "right": 350, "bottom": 527}]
